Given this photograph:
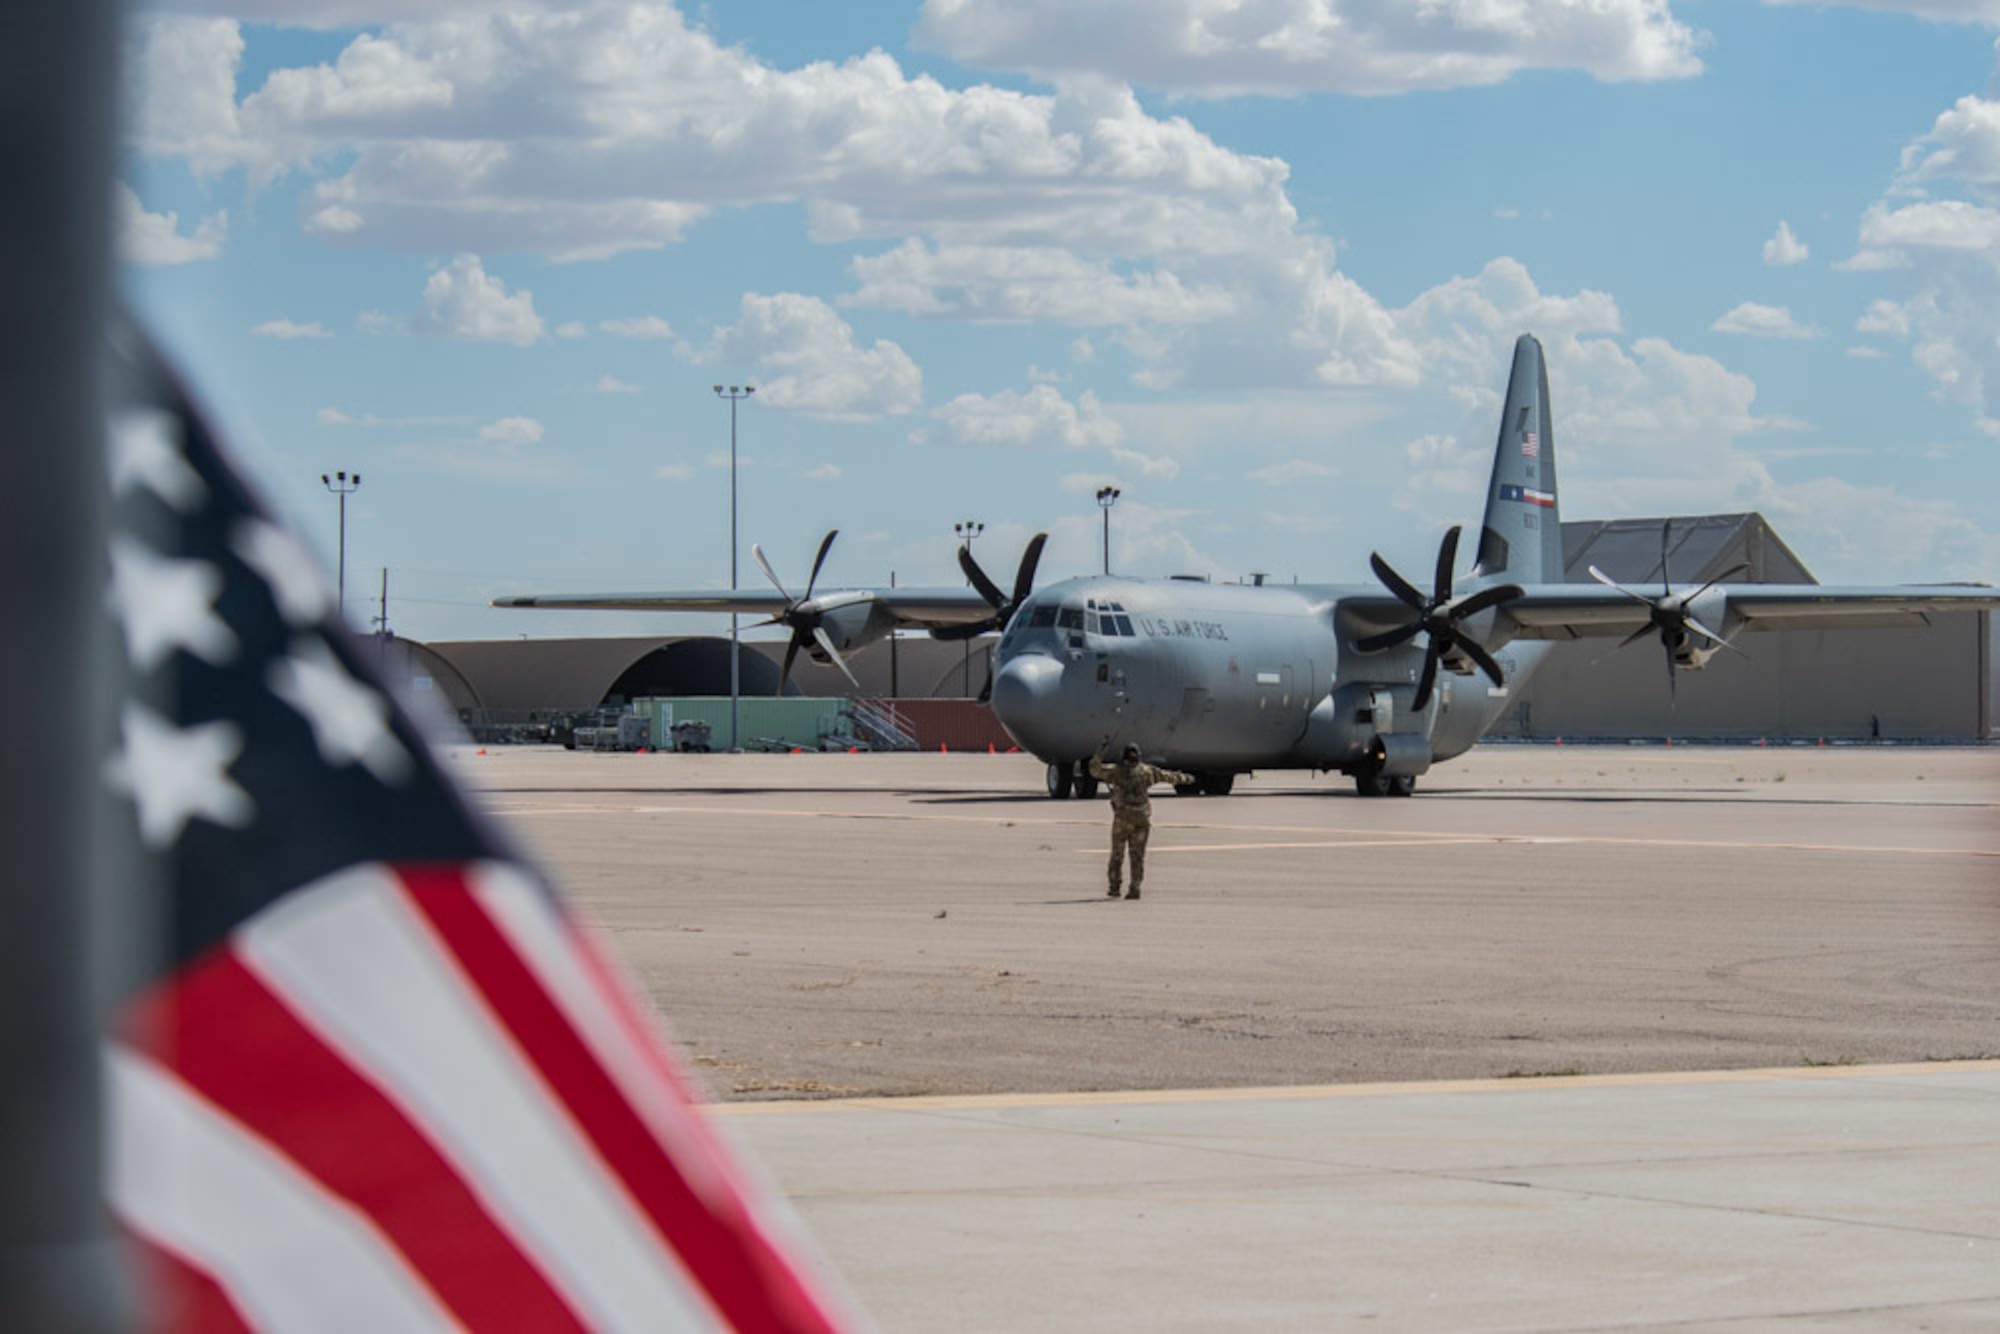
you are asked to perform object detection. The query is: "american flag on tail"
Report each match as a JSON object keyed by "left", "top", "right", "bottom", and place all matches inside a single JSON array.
[{"left": 101, "top": 330, "right": 849, "bottom": 1332}]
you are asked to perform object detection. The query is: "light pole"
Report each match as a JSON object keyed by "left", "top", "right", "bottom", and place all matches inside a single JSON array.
[
  {"left": 320, "top": 470, "right": 361, "bottom": 618},
  {"left": 954, "top": 520, "right": 983, "bottom": 697},
  {"left": 1096, "top": 485, "right": 1120, "bottom": 575},
  {"left": 713, "top": 385, "right": 754, "bottom": 751}
]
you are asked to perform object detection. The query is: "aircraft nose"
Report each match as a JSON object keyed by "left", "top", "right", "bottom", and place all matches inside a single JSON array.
[{"left": 988, "top": 653, "right": 1070, "bottom": 755}]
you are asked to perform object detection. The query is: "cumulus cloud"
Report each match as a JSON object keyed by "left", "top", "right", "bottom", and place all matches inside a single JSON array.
[
  {"left": 1711, "top": 302, "right": 1821, "bottom": 339},
  {"left": 413, "top": 254, "right": 545, "bottom": 346},
  {"left": 115, "top": 182, "right": 226, "bottom": 266},
  {"left": 706, "top": 293, "right": 921, "bottom": 420},
  {"left": 126, "top": 5, "right": 1421, "bottom": 392},
  {"left": 252, "top": 318, "right": 330, "bottom": 339},
  {"left": 1762, "top": 220, "right": 1808, "bottom": 266},
  {"left": 913, "top": 0, "right": 1706, "bottom": 96},
  {"left": 802, "top": 463, "right": 842, "bottom": 482},
  {"left": 932, "top": 384, "right": 1180, "bottom": 477},
  {"left": 555, "top": 321, "right": 588, "bottom": 339},
  {"left": 595, "top": 374, "right": 640, "bottom": 394}
]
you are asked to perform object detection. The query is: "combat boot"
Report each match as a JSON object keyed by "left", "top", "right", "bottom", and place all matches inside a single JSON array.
[
  {"left": 1125, "top": 887, "right": 1141, "bottom": 900},
  {"left": 1106, "top": 883, "right": 1121, "bottom": 897}
]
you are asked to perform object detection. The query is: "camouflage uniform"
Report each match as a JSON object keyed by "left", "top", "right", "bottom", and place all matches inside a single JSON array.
[{"left": 1088, "top": 745, "right": 1193, "bottom": 899}]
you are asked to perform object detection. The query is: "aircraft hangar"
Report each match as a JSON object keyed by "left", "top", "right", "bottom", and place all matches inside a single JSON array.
[{"left": 384, "top": 513, "right": 1995, "bottom": 744}]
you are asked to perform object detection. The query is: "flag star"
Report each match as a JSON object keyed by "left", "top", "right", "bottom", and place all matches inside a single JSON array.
[
  {"left": 268, "top": 636, "right": 412, "bottom": 785},
  {"left": 109, "top": 538, "right": 238, "bottom": 672},
  {"left": 109, "top": 409, "right": 206, "bottom": 511},
  {"left": 106, "top": 704, "right": 254, "bottom": 849},
  {"left": 232, "top": 518, "right": 332, "bottom": 626}
]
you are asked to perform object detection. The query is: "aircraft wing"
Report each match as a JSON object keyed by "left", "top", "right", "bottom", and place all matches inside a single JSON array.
[
  {"left": 1500, "top": 583, "right": 2000, "bottom": 640},
  {"left": 493, "top": 584, "right": 1000, "bottom": 632}
]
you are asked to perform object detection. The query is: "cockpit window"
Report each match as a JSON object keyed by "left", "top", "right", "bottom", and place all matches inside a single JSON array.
[
  {"left": 1025, "top": 605, "right": 1058, "bottom": 629},
  {"left": 1055, "top": 606, "right": 1084, "bottom": 631}
]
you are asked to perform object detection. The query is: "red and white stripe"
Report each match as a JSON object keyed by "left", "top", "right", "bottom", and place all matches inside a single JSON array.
[{"left": 110, "top": 861, "right": 845, "bottom": 1332}]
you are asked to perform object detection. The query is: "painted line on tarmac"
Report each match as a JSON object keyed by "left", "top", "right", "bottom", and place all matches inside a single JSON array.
[
  {"left": 485, "top": 801, "right": 2000, "bottom": 859},
  {"left": 710, "top": 1059, "right": 2000, "bottom": 1117}
]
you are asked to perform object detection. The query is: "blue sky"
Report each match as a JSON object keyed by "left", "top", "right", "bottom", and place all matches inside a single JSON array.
[{"left": 122, "top": 1, "right": 2000, "bottom": 643}]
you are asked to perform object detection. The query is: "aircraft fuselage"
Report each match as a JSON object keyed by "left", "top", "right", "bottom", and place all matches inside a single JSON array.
[{"left": 986, "top": 574, "right": 1552, "bottom": 782}]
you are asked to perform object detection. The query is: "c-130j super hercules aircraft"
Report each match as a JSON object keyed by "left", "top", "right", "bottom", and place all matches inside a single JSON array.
[{"left": 498, "top": 335, "right": 2000, "bottom": 799}]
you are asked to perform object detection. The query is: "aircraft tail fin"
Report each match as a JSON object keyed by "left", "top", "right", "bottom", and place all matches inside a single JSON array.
[{"left": 1473, "top": 333, "right": 1562, "bottom": 584}]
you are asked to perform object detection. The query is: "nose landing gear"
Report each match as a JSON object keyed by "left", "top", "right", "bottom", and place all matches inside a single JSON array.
[{"left": 1046, "top": 760, "right": 1101, "bottom": 799}]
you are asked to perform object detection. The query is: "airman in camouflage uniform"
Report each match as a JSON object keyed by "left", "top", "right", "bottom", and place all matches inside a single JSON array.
[{"left": 1088, "top": 742, "right": 1193, "bottom": 900}]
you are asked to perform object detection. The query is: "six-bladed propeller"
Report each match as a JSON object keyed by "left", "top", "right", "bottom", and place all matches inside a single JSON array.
[
  {"left": 1587, "top": 521, "right": 1745, "bottom": 695},
  {"left": 935, "top": 532, "right": 1048, "bottom": 643},
  {"left": 749, "top": 529, "right": 859, "bottom": 694},
  {"left": 1355, "top": 525, "right": 1523, "bottom": 712},
  {"left": 936, "top": 532, "right": 1048, "bottom": 703}
]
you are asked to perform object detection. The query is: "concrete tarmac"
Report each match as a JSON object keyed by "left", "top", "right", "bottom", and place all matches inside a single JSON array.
[{"left": 455, "top": 744, "right": 2000, "bottom": 1328}]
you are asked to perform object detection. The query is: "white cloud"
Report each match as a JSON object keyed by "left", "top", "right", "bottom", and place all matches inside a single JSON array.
[
  {"left": 1711, "top": 302, "right": 1821, "bottom": 340},
  {"left": 1898, "top": 93, "right": 2000, "bottom": 192},
  {"left": 252, "top": 318, "right": 330, "bottom": 339},
  {"left": 1856, "top": 299, "right": 1912, "bottom": 337},
  {"left": 913, "top": 0, "right": 1706, "bottom": 96},
  {"left": 125, "top": 17, "right": 249, "bottom": 176},
  {"left": 595, "top": 374, "right": 641, "bottom": 394},
  {"left": 802, "top": 463, "right": 843, "bottom": 482},
  {"left": 1845, "top": 345, "right": 1888, "bottom": 359},
  {"left": 555, "top": 321, "right": 588, "bottom": 339},
  {"left": 706, "top": 293, "right": 921, "bottom": 420},
  {"left": 934, "top": 384, "right": 1124, "bottom": 449},
  {"left": 477, "top": 416, "right": 545, "bottom": 448},
  {"left": 1859, "top": 199, "right": 2000, "bottom": 252},
  {"left": 1762, "top": 220, "right": 1808, "bottom": 266},
  {"left": 413, "top": 254, "right": 545, "bottom": 346},
  {"left": 600, "top": 316, "right": 675, "bottom": 339},
  {"left": 125, "top": 7, "right": 1418, "bottom": 392},
  {"left": 115, "top": 182, "right": 226, "bottom": 266},
  {"left": 656, "top": 462, "right": 696, "bottom": 481},
  {"left": 316, "top": 407, "right": 351, "bottom": 425}
]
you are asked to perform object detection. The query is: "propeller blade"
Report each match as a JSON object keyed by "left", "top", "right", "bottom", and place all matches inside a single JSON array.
[
  {"left": 1011, "top": 533, "right": 1048, "bottom": 609},
  {"left": 1682, "top": 616, "right": 1746, "bottom": 654},
  {"left": 1615, "top": 623, "right": 1655, "bottom": 651},
  {"left": 1449, "top": 582, "right": 1524, "bottom": 622},
  {"left": 812, "top": 625, "right": 859, "bottom": 688},
  {"left": 977, "top": 658, "right": 994, "bottom": 705},
  {"left": 1459, "top": 636, "right": 1507, "bottom": 688},
  {"left": 1369, "top": 552, "right": 1427, "bottom": 611},
  {"left": 1588, "top": 565, "right": 1656, "bottom": 608},
  {"left": 1412, "top": 647, "right": 1440, "bottom": 714},
  {"left": 777, "top": 635, "right": 802, "bottom": 696},
  {"left": 959, "top": 544, "right": 1007, "bottom": 609},
  {"left": 1683, "top": 562, "right": 1750, "bottom": 604},
  {"left": 1432, "top": 525, "right": 1461, "bottom": 603},
  {"left": 805, "top": 529, "right": 837, "bottom": 600},
  {"left": 1354, "top": 621, "right": 1424, "bottom": 654},
  {"left": 1659, "top": 518, "right": 1675, "bottom": 599},
  {"left": 752, "top": 543, "right": 791, "bottom": 602}
]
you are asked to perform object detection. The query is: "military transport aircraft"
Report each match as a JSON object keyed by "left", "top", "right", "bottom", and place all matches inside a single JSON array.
[{"left": 497, "top": 335, "right": 2000, "bottom": 798}]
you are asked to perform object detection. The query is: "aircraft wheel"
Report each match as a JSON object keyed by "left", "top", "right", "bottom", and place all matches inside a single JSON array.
[
  {"left": 1200, "top": 772, "right": 1236, "bottom": 797},
  {"left": 1046, "top": 762, "right": 1075, "bottom": 800},
  {"left": 1074, "top": 770, "right": 1100, "bottom": 800},
  {"left": 1353, "top": 768, "right": 1393, "bottom": 798},
  {"left": 1388, "top": 774, "right": 1415, "bottom": 797}
]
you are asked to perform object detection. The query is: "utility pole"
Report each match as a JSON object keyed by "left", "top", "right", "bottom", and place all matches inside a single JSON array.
[
  {"left": 320, "top": 470, "right": 361, "bottom": 618},
  {"left": 713, "top": 385, "right": 754, "bottom": 751},
  {"left": 1096, "top": 485, "right": 1120, "bottom": 575},
  {"left": 955, "top": 520, "right": 983, "bottom": 697}
]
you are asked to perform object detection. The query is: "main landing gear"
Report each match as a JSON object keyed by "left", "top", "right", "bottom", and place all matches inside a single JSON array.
[{"left": 1352, "top": 763, "right": 1415, "bottom": 798}]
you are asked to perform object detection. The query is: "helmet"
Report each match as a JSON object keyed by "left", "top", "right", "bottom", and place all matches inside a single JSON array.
[{"left": 1121, "top": 742, "right": 1142, "bottom": 761}]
